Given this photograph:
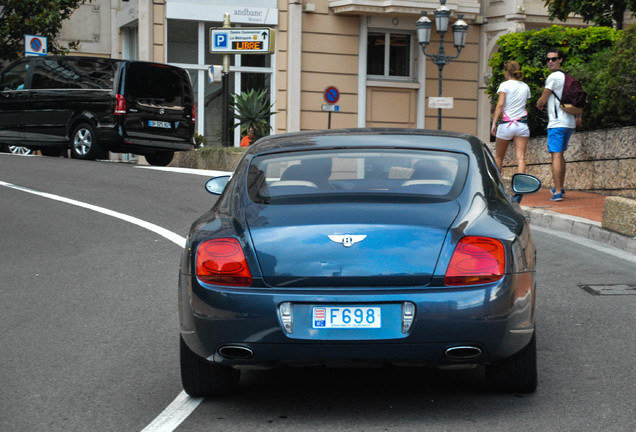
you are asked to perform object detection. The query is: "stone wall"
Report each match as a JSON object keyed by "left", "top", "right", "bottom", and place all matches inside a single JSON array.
[
  {"left": 169, "top": 147, "right": 246, "bottom": 172},
  {"left": 492, "top": 126, "right": 636, "bottom": 198}
]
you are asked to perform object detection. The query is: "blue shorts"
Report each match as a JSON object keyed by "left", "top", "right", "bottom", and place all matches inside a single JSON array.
[{"left": 547, "top": 127, "right": 574, "bottom": 153}]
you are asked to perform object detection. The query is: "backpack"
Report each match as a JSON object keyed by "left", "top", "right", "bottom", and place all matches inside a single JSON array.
[{"left": 553, "top": 71, "right": 586, "bottom": 115}]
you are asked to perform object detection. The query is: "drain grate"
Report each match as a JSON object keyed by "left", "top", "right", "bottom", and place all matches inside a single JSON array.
[{"left": 579, "top": 284, "right": 636, "bottom": 296}]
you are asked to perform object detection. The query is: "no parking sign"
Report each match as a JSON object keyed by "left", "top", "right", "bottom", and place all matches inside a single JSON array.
[{"left": 25, "top": 35, "right": 47, "bottom": 56}]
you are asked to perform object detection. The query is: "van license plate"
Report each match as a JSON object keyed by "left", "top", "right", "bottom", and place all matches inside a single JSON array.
[
  {"left": 148, "top": 120, "right": 171, "bottom": 129},
  {"left": 312, "top": 306, "right": 381, "bottom": 329}
]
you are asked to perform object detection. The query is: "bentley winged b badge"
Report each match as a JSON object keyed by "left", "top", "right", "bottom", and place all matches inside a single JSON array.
[{"left": 328, "top": 234, "right": 367, "bottom": 248}]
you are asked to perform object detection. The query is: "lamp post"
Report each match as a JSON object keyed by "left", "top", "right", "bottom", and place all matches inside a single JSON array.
[{"left": 416, "top": 0, "right": 468, "bottom": 130}]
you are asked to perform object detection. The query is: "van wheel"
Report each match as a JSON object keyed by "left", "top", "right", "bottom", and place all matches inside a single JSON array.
[
  {"left": 146, "top": 151, "right": 174, "bottom": 166},
  {"left": 485, "top": 333, "right": 537, "bottom": 393},
  {"left": 70, "top": 123, "right": 102, "bottom": 160},
  {"left": 180, "top": 336, "right": 240, "bottom": 397},
  {"left": 9, "top": 146, "right": 33, "bottom": 155}
]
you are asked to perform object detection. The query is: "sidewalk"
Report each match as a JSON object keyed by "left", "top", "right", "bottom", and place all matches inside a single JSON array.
[{"left": 520, "top": 188, "right": 636, "bottom": 254}]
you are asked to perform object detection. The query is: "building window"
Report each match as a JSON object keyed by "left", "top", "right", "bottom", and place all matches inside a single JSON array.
[{"left": 367, "top": 31, "right": 412, "bottom": 79}]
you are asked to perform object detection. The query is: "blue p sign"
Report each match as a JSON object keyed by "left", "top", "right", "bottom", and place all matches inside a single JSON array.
[{"left": 214, "top": 32, "right": 228, "bottom": 49}]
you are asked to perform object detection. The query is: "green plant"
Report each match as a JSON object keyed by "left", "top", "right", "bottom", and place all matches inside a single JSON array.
[
  {"left": 229, "top": 88, "right": 276, "bottom": 139},
  {"left": 194, "top": 132, "right": 207, "bottom": 148},
  {"left": 487, "top": 25, "right": 619, "bottom": 136},
  {"left": 571, "top": 23, "right": 636, "bottom": 129}
]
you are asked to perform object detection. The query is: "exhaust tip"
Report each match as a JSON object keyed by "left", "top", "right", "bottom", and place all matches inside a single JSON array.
[
  {"left": 218, "top": 345, "right": 254, "bottom": 360},
  {"left": 445, "top": 346, "right": 482, "bottom": 360}
]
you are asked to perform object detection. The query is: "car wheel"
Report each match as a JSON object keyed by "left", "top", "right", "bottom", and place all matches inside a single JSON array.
[
  {"left": 9, "top": 146, "right": 33, "bottom": 155},
  {"left": 180, "top": 335, "right": 240, "bottom": 397},
  {"left": 485, "top": 333, "right": 537, "bottom": 393},
  {"left": 145, "top": 151, "right": 174, "bottom": 167},
  {"left": 70, "top": 123, "right": 102, "bottom": 160}
]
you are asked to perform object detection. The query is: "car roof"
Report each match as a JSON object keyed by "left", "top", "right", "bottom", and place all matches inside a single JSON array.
[{"left": 247, "top": 128, "right": 483, "bottom": 156}]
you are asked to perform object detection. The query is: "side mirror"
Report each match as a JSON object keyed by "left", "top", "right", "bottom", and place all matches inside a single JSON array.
[
  {"left": 511, "top": 173, "right": 541, "bottom": 203},
  {"left": 205, "top": 175, "right": 231, "bottom": 195}
]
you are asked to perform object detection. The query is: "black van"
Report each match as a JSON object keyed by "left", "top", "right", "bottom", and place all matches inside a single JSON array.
[{"left": 0, "top": 56, "right": 195, "bottom": 166}]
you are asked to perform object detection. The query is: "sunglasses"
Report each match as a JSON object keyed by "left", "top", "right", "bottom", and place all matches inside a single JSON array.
[{"left": 546, "top": 57, "right": 560, "bottom": 62}]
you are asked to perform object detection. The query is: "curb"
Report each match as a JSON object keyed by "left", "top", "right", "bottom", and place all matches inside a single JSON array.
[{"left": 522, "top": 206, "right": 636, "bottom": 255}]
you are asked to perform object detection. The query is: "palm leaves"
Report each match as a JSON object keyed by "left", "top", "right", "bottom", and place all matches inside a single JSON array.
[{"left": 229, "top": 88, "right": 276, "bottom": 139}]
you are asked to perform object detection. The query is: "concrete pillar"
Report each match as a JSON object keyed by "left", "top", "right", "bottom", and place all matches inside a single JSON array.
[{"left": 287, "top": 0, "right": 302, "bottom": 132}]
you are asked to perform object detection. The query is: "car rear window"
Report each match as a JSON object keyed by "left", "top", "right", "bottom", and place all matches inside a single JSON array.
[
  {"left": 247, "top": 149, "right": 468, "bottom": 203},
  {"left": 125, "top": 63, "right": 188, "bottom": 108}
]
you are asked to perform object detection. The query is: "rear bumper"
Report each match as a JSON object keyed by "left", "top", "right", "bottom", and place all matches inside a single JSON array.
[
  {"left": 98, "top": 128, "right": 194, "bottom": 154},
  {"left": 179, "top": 272, "right": 535, "bottom": 368}
]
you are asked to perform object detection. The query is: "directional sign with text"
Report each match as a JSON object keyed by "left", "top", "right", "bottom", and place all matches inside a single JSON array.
[{"left": 210, "top": 28, "right": 275, "bottom": 54}]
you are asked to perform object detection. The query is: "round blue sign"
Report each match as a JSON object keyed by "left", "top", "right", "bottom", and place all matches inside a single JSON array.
[
  {"left": 30, "top": 38, "right": 42, "bottom": 51},
  {"left": 323, "top": 86, "right": 340, "bottom": 104}
]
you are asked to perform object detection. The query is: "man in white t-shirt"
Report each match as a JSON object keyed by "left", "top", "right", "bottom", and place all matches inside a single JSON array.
[{"left": 536, "top": 48, "right": 582, "bottom": 202}]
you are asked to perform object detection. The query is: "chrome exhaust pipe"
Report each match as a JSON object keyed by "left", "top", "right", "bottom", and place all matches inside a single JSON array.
[
  {"left": 218, "top": 345, "right": 254, "bottom": 360},
  {"left": 444, "top": 346, "right": 482, "bottom": 360}
]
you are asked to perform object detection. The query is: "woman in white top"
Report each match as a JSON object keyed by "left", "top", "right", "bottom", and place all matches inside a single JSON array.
[{"left": 491, "top": 60, "right": 532, "bottom": 173}]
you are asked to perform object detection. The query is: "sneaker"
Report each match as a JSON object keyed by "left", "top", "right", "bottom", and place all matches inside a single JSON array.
[
  {"left": 551, "top": 188, "right": 566, "bottom": 197},
  {"left": 550, "top": 193, "right": 564, "bottom": 202}
]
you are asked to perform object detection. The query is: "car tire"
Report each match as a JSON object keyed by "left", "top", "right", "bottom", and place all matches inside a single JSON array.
[
  {"left": 145, "top": 151, "right": 174, "bottom": 167},
  {"left": 180, "top": 335, "right": 240, "bottom": 397},
  {"left": 70, "top": 123, "right": 102, "bottom": 160},
  {"left": 485, "top": 333, "right": 537, "bottom": 393}
]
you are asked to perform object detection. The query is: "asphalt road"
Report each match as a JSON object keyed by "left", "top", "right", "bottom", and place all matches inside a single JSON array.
[{"left": 1, "top": 153, "right": 635, "bottom": 432}]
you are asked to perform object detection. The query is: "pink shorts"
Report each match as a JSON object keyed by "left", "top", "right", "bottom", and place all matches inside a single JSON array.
[{"left": 496, "top": 121, "right": 530, "bottom": 141}]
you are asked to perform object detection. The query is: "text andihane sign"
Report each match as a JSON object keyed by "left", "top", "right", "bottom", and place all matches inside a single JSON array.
[{"left": 210, "top": 28, "right": 275, "bottom": 54}]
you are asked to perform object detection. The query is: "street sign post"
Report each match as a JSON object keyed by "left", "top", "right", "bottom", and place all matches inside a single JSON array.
[
  {"left": 210, "top": 28, "right": 275, "bottom": 54},
  {"left": 322, "top": 86, "right": 340, "bottom": 129}
]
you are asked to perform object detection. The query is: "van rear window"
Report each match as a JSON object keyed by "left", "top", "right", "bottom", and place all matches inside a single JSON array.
[{"left": 125, "top": 63, "right": 187, "bottom": 108}]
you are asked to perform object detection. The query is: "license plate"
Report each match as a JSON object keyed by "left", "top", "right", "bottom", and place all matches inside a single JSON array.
[
  {"left": 312, "top": 306, "right": 381, "bottom": 329},
  {"left": 148, "top": 120, "right": 171, "bottom": 129}
]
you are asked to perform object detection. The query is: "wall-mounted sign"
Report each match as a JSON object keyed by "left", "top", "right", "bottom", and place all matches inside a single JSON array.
[{"left": 210, "top": 28, "right": 275, "bottom": 54}]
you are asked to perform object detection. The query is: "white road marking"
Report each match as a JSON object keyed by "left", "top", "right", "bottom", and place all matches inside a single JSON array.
[
  {"left": 140, "top": 391, "right": 203, "bottom": 432},
  {"left": 0, "top": 180, "right": 202, "bottom": 430},
  {"left": 0, "top": 181, "right": 185, "bottom": 247},
  {"left": 135, "top": 165, "right": 232, "bottom": 177}
]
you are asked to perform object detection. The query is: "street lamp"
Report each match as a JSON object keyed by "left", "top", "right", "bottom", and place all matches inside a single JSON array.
[{"left": 416, "top": 0, "right": 469, "bottom": 130}]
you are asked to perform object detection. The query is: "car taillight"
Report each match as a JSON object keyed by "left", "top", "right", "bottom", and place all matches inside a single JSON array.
[
  {"left": 115, "top": 94, "right": 126, "bottom": 115},
  {"left": 192, "top": 103, "right": 196, "bottom": 123},
  {"left": 196, "top": 238, "right": 252, "bottom": 286},
  {"left": 444, "top": 236, "right": 505, "bottom": 286}
]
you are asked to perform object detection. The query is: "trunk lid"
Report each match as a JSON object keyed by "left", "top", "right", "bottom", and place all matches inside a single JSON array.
[{"left": 246, "top": 201, "right": 460, "bottom": 287}]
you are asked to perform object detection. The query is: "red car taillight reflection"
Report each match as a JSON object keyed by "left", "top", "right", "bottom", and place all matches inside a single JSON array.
[{"left": 115, "top": 94, "right": 126, "bottom": 115}]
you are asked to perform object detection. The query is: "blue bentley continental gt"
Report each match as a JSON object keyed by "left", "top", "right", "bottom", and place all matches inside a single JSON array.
[{"left": 178, "top": 129, "right": 541, "bottom": 397}]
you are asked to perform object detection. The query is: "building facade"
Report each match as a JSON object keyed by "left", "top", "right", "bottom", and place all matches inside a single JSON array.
[{"left": 57, "top": 0, "right": 591, "bottom": 146}]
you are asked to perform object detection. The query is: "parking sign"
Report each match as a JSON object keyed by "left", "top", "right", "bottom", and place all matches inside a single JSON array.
[
  {"left": 210, "top": 28, "right": 275, "bottom": 54},
  {"left": 214, "top": 32, "right": 228, "bottom": 49},
  {"left": 25, "top": 35, "right": 47, "bottom": 56}
]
